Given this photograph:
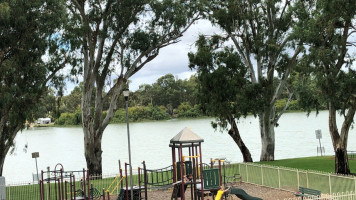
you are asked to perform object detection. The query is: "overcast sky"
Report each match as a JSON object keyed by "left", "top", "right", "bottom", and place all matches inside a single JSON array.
[{"left": 63, "top": 20, "right": 221, "bottom": 94}]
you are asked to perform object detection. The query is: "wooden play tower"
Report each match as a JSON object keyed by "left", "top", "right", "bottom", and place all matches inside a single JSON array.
[{"left": 169, "top": 127, "right": 205, "bottom": 200}]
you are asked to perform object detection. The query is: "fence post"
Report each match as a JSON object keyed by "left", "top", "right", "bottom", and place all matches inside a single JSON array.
[
  {"left": 329, "top": 174, "right": 332, "bottom": 194},
  {"left": 297, "top": 169, "right": 299, "bottom": 189},
  {"left": 354, "top": 176, "right": 356, "bottom": 199},
  {"left": 306, "top": 171, "right": 309, "bottom": 188},
  {"left": 246, "top": 164, "right": 249, "bottom": 183},
  {"left": 261, "top": 165, "right": 263, "bottom": 186},
  {"left": 278, "top": 167, "right": 281, "bottom": 189}
]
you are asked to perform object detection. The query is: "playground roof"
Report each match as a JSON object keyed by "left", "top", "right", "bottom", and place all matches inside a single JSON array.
[{"left": 169, "top": 127, "right": 204, "bottom": 144}]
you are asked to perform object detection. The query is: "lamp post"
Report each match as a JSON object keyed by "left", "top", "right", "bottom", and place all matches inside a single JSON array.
[{"left": 123, "top": 90, "right": 134, "bottom": 200}]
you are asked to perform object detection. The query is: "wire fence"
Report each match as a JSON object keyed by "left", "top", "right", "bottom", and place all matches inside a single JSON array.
[{"left": 2, "top": 162, "right": 356, "bottom": 199}]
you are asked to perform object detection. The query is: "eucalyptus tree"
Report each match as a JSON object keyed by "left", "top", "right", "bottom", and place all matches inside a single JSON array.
[
  {"left": 205, "top": 0, "right": 303, "bottom": 161},
  {"left": 0, "top": 0, "right": 67, "bottom": 175},
  {"left": 294, "top": 0, "right": 356, "bottom": 174},
  {"left": 189, "top": 36, "right": 265, "bottom": 162},
  {"left": 66, "top": 0, "right": 202, "bottom": 174}
]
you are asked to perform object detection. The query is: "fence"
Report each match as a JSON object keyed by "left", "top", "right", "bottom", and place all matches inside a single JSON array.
[
  {"left": 238, "top": 163, "right": 356, "bottom": 197},
  {"left": 3, "top": 162, "right": 356, "bottom": 199},
  {"left": 283, "top": 191, "right": 356, "bottom": 200}
]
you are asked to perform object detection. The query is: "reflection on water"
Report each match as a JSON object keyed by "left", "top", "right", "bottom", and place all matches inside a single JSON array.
[{"left": 4, "top": 111, "right": 355, "bottom": 182}]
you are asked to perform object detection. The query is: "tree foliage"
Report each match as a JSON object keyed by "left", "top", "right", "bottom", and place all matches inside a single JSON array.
[
  {"left": 66, "top": 0, "right": 204, "bottom": 174},
  {"left": 0, "top": 0, "right": 67, "bottom": 175},
  {"left": 293, "top": 0, "right": 356, "bottom": 174},
  {"left": 198, "top": 0, "right": 303, "bottom": 161},
  {"left": 189, "top": 35, "right": 265, "bottom": 161}
]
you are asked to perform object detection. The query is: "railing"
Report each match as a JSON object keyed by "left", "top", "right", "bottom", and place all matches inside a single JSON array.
[
  {"left": 238, "top": 162, "right": 356, "bottom": 194},
  {"left": 283, "top": 191, "right": 356, "bottom": 200}
]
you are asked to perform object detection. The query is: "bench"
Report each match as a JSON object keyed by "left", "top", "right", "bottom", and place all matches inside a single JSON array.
[{"left": 295, "top": 187, "right": 321, "bottom": 200}]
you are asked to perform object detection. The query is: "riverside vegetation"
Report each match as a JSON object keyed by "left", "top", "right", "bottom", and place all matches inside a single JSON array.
[{"left": 36, "top": 74, "right": 306, "bottom": 126}]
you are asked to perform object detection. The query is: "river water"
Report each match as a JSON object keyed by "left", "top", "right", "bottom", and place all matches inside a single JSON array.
[{"left": 3, "top": 110, "right": 356, "bottom": 183}]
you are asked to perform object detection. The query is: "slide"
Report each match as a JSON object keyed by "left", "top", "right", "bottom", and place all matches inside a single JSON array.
[{"left": 229, "top": 187, "right": 263, "bottom": 200}]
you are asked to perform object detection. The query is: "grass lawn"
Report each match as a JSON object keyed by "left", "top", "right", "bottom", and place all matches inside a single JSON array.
[{"left": 258, "top": 156, "right": 356, "bottom": 174}]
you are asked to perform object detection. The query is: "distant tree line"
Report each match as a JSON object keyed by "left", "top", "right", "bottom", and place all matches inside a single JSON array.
[{"left": 36, "top": 73, "right": 315, "bottom": 126}]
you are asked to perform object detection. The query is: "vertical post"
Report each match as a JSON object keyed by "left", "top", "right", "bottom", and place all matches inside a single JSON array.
[
  {"left": 143, "top": 161, "right": 147, "bottom": 200},
  {"left": 199, "top": 143, "right": 204, "bottom": 200},
  {"left": 124, "top": 90, "right": 134, "bottom": 200},
  {"left": 297, "top": 169, "right": 300, "bottom": 189},
  {"left": 246, "top": 164, "right": 248, "bottom": 183},
  {"left": 306, "top": 171, "right": 309, "bottom": 188},
  {"left": 261, "top": 165, "right": 263, "bottom": 186},
  {"left": 61, "top": 169, "right": 64, "bottom": 200},
  {"left": 354, "top": 176, "right": 356, "bottom": 198},
  {"left": 172, "top": 144, "right": 176, "bottom": 183},
  {"left": 319, "top": 138, "right": 322, "bottom": 156},
  {"left": 329, "top": 174, "right": 332, "bottom": 194},
  {"left": 64, "top": 181, "right": 67, "bottom": 200},
  {"left": 180, "top": 144, "right": 185, "bottom": 200},
  {"left": 47, "top": 167, "right": 50, "bottom": 200},
  {"left": 73, "top": 175, "right": 76, "bottom": 200},
  {"left": 125, "top": 163, "right": 129, "bottom": 200},
  {"left": 87, "top": 170, "right": 90, "bottom": 199},
  {"left": 278, "top": 167, "right": 281, "bottom": 189},
  {"left": 191, "top": 143, "right": 196, "bottom": 200},
  {"left": 218, "top": 160, "right": 222, "bottom": 186},
  {"left": 83, "top": 169, "right": 86, "bottom": 199}
]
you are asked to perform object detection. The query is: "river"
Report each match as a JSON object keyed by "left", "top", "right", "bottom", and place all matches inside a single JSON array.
[{"left": 3, "top": 110, "right": 356, "bottom": 183}]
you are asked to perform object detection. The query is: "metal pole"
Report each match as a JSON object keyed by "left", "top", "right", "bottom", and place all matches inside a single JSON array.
[
  {"left": 319, "top": 138, "right": 322, "bottom": 156},
  {"left": 35, "top": 157, "right": 39, "bottom": 182},
  {"left": 125, "top": 99, "right": 134, "bottom": 200}
]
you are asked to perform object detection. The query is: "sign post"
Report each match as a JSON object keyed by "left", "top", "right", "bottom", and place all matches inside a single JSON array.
[
  {"left": 315, "top": 130, "right": 323, "bottom": 156},
  {"left": 32, "top": 152, "right": 40, "bottom": 182}
]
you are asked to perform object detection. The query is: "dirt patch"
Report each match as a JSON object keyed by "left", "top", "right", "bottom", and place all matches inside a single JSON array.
[{"left": 111, "top": 182, "right": 295, "bottom": 200}]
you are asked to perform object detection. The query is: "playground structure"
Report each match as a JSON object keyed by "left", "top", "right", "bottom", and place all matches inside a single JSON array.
[
  {"left": 38, "top": 127, "right": 260, "bottom": 200},
  {"left": 38, "top": 163, "right": 110, "bottom": 200}
]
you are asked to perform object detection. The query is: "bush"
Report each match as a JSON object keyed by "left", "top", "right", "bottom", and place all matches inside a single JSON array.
[
  {"left": 55, "top": 112, "right": 81, "bottom": 125},
  {"left": 176, "top": 102, "right": 202, "bottom": 118}
]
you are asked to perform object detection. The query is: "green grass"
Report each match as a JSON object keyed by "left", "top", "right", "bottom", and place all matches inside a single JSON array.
[{"left": 258, "top": 156, "right": 356, "bottom": 173}]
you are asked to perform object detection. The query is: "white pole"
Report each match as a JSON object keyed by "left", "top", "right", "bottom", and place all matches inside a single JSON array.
[
  {"left": 306, "top": 171, "right": 309, "bottom": 188},
  {"left": 246, "top": 164, "right": 249, "bottom": 183},
  {"left": 278, "top": 167, "right": 281, "bottom": 189},
  {"left": 297, "top": 169, "right": 300, "bottom": 189},
  {"left": 261, "top": 165, "right": 264, "bottom": 186},
  {"left": 329, "top": 174, "right": 332, "bottom": 194}
]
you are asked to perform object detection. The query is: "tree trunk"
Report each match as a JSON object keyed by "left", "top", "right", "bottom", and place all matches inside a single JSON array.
[
  {"left": 328, "top": 103, "right": 355, "bottom": 174},
  {"left": 335, "top": 147, "right": 350, "bottom": 174},
  {"left": 259, "top": 109, "right": 275, "bottom": 161},
  {"left": 83, "top": 126, "right": 103, "bottom": 175},
  {"left": 228, "top": 118, "right": 253, "bottom": 162}
]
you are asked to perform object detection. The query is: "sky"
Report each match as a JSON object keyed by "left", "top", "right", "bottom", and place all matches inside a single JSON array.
[{"left": 63, "top": 20, "right": 222, "bottom": 94}]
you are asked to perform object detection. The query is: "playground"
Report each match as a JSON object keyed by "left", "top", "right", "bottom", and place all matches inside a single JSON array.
[{"left": 33, "top": 127, "right": 327, "bottom": 200}]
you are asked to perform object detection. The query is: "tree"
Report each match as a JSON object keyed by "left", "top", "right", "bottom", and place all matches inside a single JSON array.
[
  {"left": 294, "top": 0, "right": 356, "bottom": 174},
  {"left": 205, "top": 0, "right": 303, "bottom": 161},
  {"left": 0, "top": 0, "right": 66, "bottom": 175},
  {"left": 66, "top": 0, "right": 202, "bottom": 174},
  {"left": 189, "top": 36, "right": 264, "bottom": 162}
]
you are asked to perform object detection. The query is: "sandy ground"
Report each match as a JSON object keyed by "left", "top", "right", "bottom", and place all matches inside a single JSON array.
[{"left": 111, "top": 182, "right": 296, "bottom": 200}]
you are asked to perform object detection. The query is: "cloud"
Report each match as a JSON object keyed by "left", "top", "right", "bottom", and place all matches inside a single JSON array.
[{"left": 129, "top": 19, "right": 222, "bottom": 91}]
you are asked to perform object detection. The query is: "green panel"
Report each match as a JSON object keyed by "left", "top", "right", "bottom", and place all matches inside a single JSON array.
[
  {"left": 262, "top": 167, "right": 279, "bottom": 188},
  {"left": 308, "top": 172, "right": 330, "bottom": 193},
  {"left": 247, "top": 165, "right": 262, "bottom": 185},
  {"left": 279, "top": 169, "right": 298, "bottom": 191},
  {"left": 203, "top": 169, "right": 220, "bottom": 189},
  {"left": 330, "top": 175, "right": 355, "bottom": 193}
]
